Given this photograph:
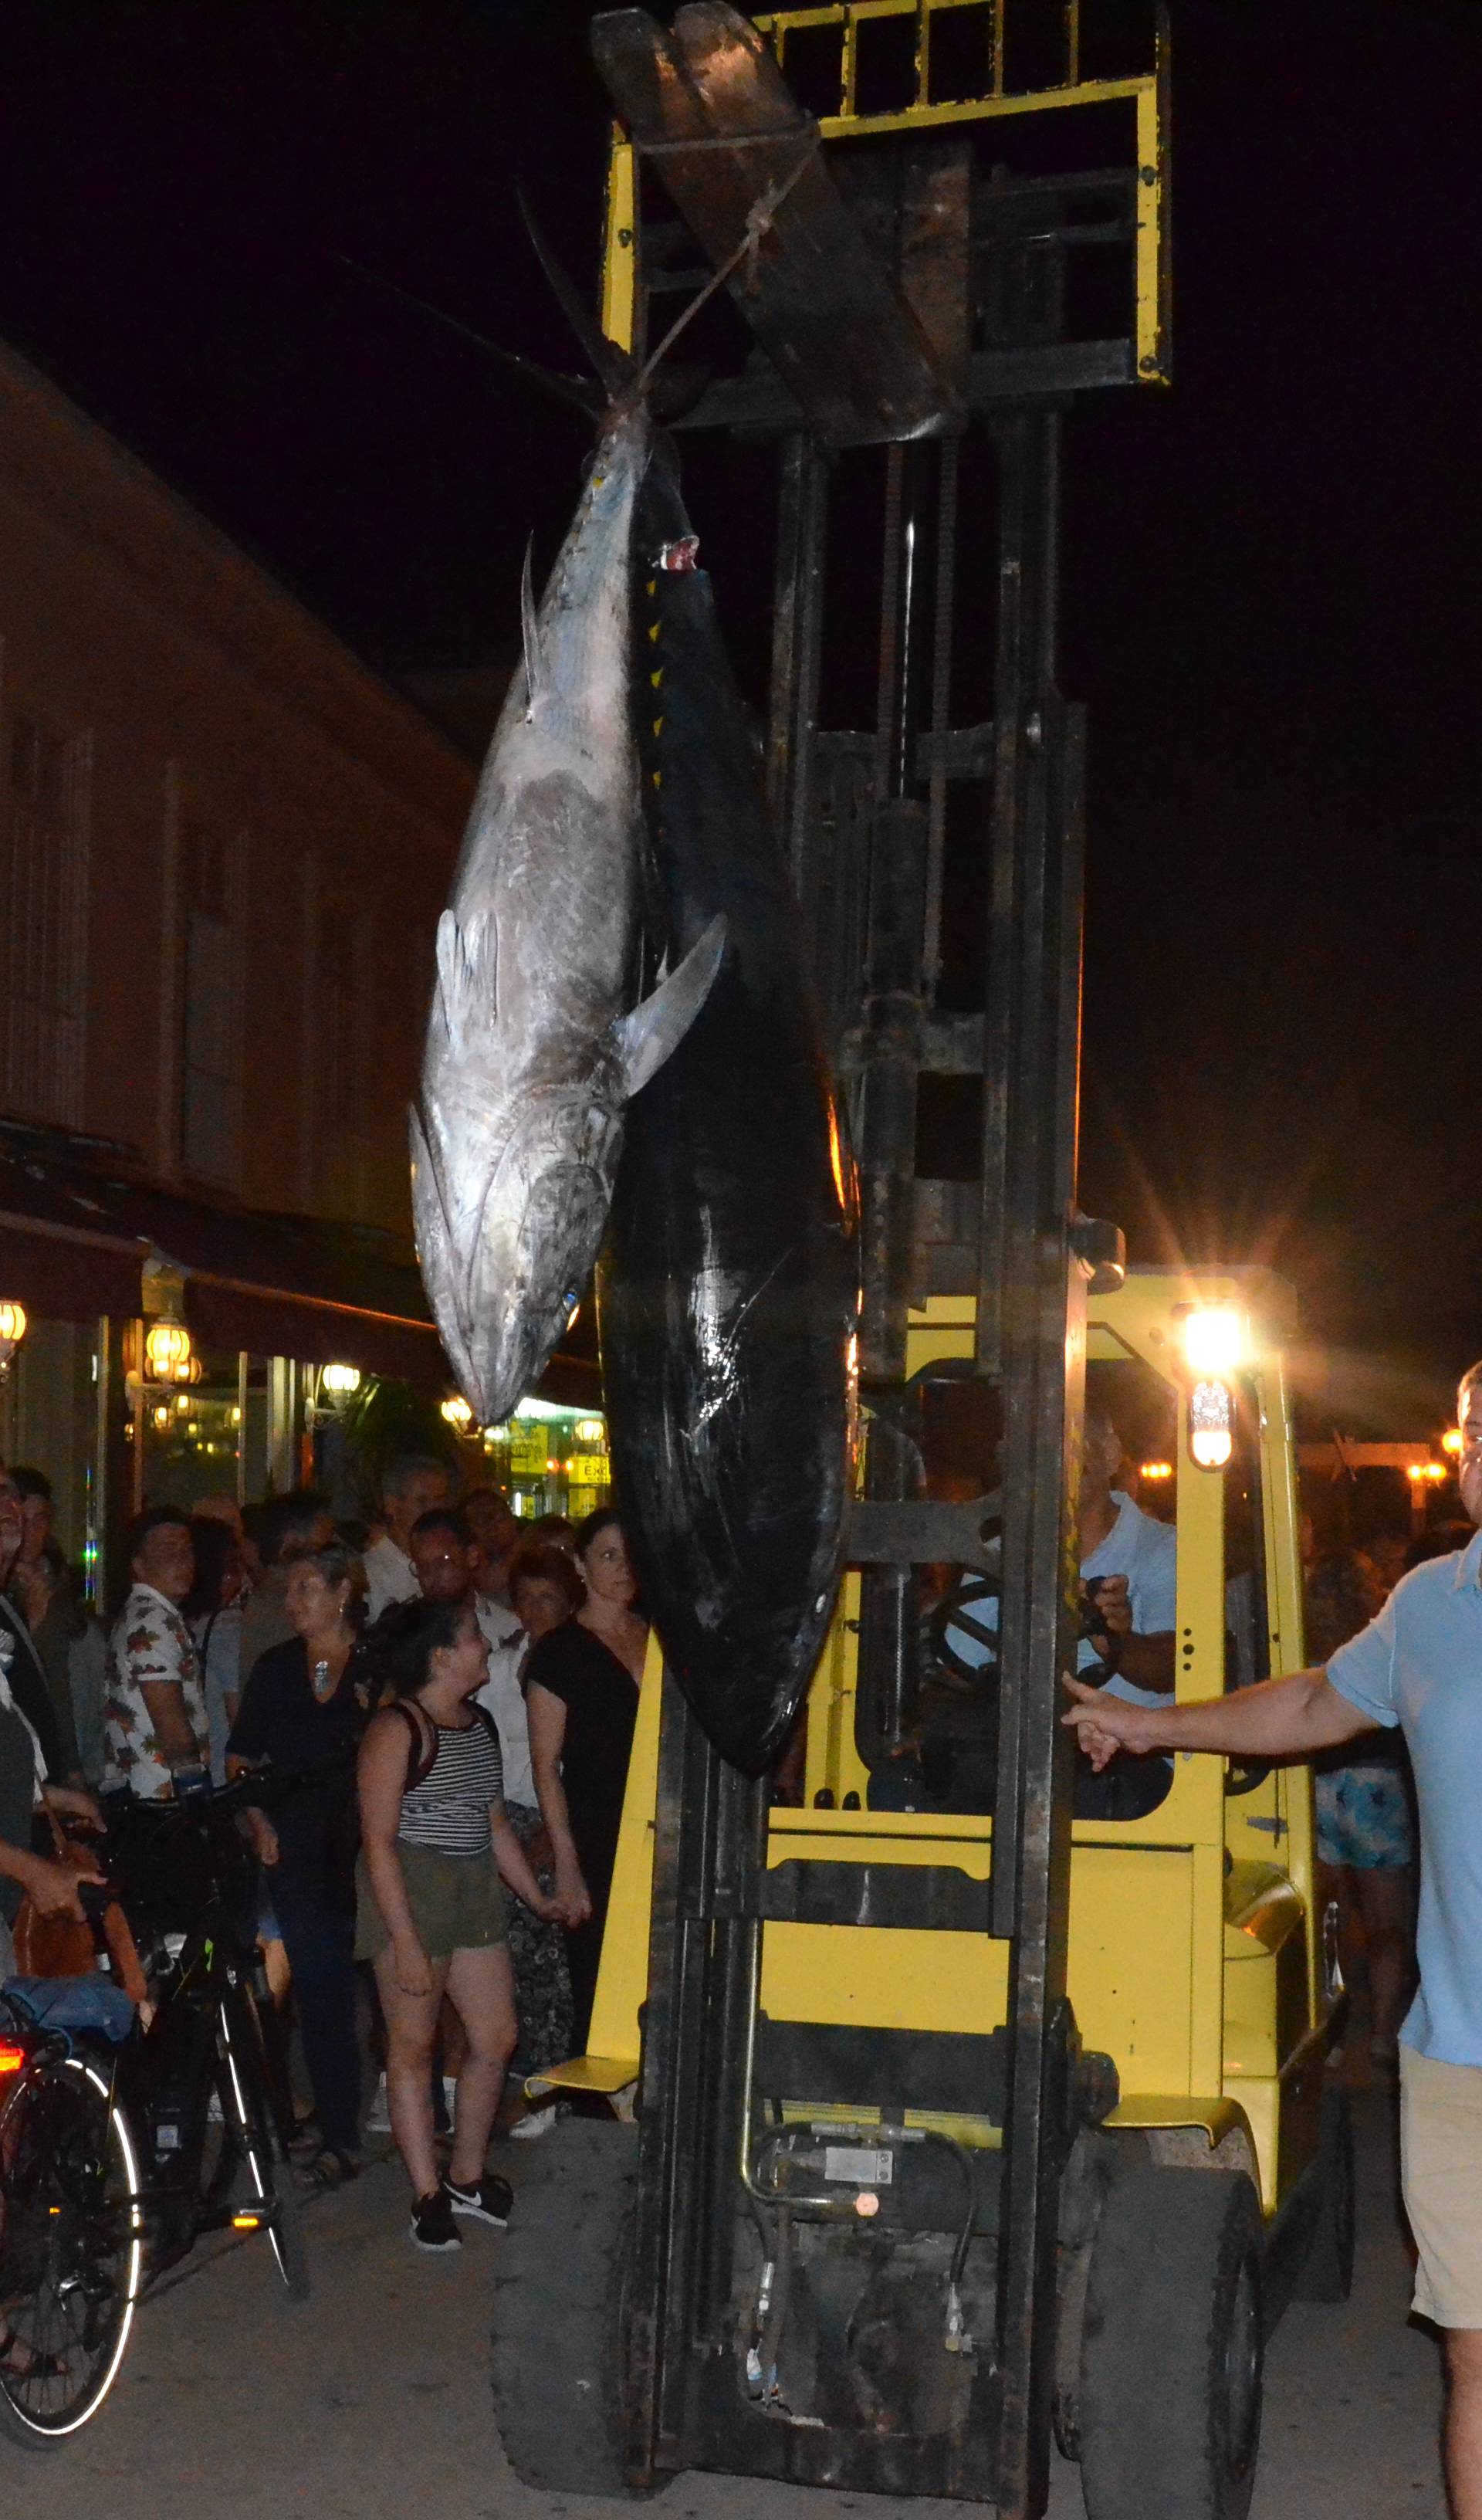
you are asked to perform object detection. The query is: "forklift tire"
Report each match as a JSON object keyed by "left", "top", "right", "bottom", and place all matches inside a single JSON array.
[
  {"left": 490, "top": 2119, "right": 659, "bottom": 2497},
  {"left": 1291, "top": 2088, "right": 1355, "bottom": 2304},
  {"left": 1078, "top": 2165, "right": 1263, "bottom": 2520}
]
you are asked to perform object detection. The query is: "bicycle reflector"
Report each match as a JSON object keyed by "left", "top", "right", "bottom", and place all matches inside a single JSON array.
[
  {"left": 232, "top": 2211, "right": 262, "bottom": 2230},
  {"left": 0, "top": 2044, "right": 25, "bottom": 2075}
]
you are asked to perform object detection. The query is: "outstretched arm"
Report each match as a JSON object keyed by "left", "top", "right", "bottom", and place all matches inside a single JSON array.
[{"left": 1063, "top": 1663, "right": 1379, "bottom": 1770}]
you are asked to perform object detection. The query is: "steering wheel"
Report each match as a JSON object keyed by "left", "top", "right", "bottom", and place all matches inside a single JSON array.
[{"left": 929, "top": 1576, "right": 1002, "bottom": 1692}]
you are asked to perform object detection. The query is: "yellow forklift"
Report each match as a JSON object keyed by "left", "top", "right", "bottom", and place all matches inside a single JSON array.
[{"left": 490, "top": 10, "right": 1350, "bottom": 2517}]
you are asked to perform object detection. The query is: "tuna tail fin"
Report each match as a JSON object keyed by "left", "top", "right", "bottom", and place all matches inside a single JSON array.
[
  {"left": 614, "top": 913, "right": 727, "bottom": 1097},
  {"left": 333, "top": 253, "right": 603, "bottom": 417},
  {"left": 435, "top": 907, "right": 498, "bottom": 1050},
  {"left": 516, "top": 188, "right": 636, "bottom": 405}
]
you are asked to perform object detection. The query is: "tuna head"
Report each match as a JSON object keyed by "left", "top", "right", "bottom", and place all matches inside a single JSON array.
[{"left": 411, "top": 1081, "right": 623, "bottom": 1427}]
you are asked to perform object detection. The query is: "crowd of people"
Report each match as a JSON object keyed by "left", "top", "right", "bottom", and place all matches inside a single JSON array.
[{"left": 0, "top": 1451, "right": 646, "bottom": 2254}]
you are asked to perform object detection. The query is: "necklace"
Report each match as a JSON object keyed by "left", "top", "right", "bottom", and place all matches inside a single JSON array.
[{"left": 310, "top": 1653, "right": 340, "bottom": 1701}]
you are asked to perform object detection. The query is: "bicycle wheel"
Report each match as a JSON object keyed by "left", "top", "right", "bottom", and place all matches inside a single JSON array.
[
  {"left": 217, "top": 1989, "right": 310, "bottom": 2302},
  {"left": 0, "top": 2054, "right": 144, "bottom": 2445}
]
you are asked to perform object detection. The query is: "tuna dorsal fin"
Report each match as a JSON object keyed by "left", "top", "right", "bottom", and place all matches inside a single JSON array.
[
  {"left": 435, "top": 907, "right": 497, "bottom": 1045},
  {"left": 613, "top": 913, "right": 726, "bottom": 1098},
  {"left": 520, "top": 536, "right": 542, "bottom": 712}
]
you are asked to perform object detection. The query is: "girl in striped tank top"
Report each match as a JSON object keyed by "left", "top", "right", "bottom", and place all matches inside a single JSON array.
[{"left": 357, "top": 1597, "right": 567, "bottom": 2252}]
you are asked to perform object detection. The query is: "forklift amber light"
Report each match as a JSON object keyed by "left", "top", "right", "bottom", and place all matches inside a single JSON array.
[
  {"left": 1188, "top": 1379, "right": 1234, "bottom": 1470},
  {"left": 1181, "top": 1306, "right": 1244, "bottom": 1377}
]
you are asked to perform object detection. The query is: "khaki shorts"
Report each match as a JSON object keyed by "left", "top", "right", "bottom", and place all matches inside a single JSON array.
[
  {"left": 1401, "top": 2044, "right": 1482, "bottom": 2326},
  {"left": 354, "top": 1843, "right": 507, "bottom": 1964}
]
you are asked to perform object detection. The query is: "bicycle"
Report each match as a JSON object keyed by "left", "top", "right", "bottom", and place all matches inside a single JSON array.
[
  {"left": 0, "top": 1766, "right": 320, "bottom": 2449},
  {"left": 0, "top": 1970, "right": 144, "bottom": 2447},
  {"left": 100, "top": 1768, "right": 310, "bottom": 2305}
]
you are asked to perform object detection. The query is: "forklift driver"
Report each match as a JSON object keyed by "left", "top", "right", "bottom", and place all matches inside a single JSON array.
[
  {"left": 1077, "top": 1406, "right": 1177, "bottom": 1701},
  {"left": 939, "top": 1407, "right": 1177, "bottom": 1819}
]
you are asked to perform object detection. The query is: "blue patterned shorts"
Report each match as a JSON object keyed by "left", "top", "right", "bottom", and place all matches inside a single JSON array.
[{"left": 1314, "top": 1764, "right": 1414, "bottom": 1871}]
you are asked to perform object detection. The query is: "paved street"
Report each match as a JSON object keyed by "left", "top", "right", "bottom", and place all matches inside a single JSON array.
[{"left": 23, "top": 2087, "right": 1445, "bottom": 2520}]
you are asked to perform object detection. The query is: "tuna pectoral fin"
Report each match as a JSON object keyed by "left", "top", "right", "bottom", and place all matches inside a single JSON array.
[
  {"left": 435, "top": 907, "right": 497, "bottom": 1048},
  {"left": 614, "top": 913, "right": 726, "bottom": 1098}
]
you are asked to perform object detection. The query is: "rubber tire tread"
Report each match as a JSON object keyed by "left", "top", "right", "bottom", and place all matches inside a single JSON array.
[
  {"left": 491, "top": 2119, "right": 652, "bottom": 2496},
  {"left": 1079, "top": 2164, "right": 1264, "bottom": 2520},
  {"left": 1291, "top": 2087, "right": 1355, "bottom": 2303},
  {"left": 0, "top": 2058, "right": 136, "bottom": 2448}
]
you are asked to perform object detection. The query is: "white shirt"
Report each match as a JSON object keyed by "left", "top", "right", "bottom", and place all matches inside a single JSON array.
[
  {"left": 1081, "top": 1490, "right": 1179, "bottom": 1711},
  {"left": 474, "top": 1596, "right": 536, "bottom": 1809},
  {"left": 944, "top": 1490, "right": 1177, "bottom": 1713},
  {"left": 362, "top": 1534, "right": 419, "bottom": 1624}
]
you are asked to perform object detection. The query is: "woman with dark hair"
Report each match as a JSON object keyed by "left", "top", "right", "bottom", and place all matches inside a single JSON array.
[
  {"left": 525, "top": 1509, "right": 647, "bottom": 2052},
  {"left": 227, "top": 1541, "right": 373, "bottom": 2188},
  {"left": 356, "top": 1597, "right": 564, "bottom": 2251},
  {"left": 184, "top": 1514, "right": 246, "bottom": 1787}
]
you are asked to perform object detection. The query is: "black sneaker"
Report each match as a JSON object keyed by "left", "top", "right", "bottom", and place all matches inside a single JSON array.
[
  {"left": 410, "top": 2186, "right": 461, "bottom": 2252},
  {"left": 443, "top": 2171, "right": 513, "bottom": 2228}
]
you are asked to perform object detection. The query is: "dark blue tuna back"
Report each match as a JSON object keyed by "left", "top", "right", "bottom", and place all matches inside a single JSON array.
[{"left": 599, "top": 547, "right": 858, "bottom": 1776}]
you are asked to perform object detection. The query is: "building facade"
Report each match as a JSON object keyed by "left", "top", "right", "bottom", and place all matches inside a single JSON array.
[{"left": 0, "top": 337, "right": 480, "bottom": 1580}]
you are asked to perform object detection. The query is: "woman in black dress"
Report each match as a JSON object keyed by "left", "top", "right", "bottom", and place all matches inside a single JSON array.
[
  {"left": 524, "top": 1510, "right": 646, "bottom": 2050},
  {"left": 227, "top": 1539, "right": 374, "bottom": 2187}
]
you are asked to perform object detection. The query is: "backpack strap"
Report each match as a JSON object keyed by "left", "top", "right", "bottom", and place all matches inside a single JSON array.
[{"left": 398, "top": 1699, "right": 438, "bottom": 1793}]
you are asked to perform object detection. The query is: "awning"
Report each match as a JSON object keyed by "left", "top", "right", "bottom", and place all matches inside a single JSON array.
[
  {"left": 0, "top": 1136, "right": 444, "bottom": 1384},
  {"left": 0, "top": 1130, "right": 602, "bottom": 1405}
]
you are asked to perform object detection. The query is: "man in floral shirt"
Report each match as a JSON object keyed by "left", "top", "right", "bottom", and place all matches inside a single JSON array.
[{"left": 104, "top": 1509, "right": 210, "bottom": 1798}]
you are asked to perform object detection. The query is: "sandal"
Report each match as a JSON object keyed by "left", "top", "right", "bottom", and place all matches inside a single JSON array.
[
  {"left": 0, "top": 2327, "right": 65, "bottom": 2379},
  {"left": 296, "top": 2145, "right": 360, "bottom": 2193}
]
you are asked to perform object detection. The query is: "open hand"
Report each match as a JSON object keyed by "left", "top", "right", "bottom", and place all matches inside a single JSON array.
[{"left": 1061, "top": 1674, "right": 1160, "bottom": 1770}]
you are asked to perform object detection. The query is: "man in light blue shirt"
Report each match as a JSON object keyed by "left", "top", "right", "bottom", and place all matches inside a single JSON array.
[
  {"left": 1063, "top": 1359, "right": 1482, "bottom": 2520},
  {"left": 946, "top": 1410, "right": 1178, "bottom": 1699}
]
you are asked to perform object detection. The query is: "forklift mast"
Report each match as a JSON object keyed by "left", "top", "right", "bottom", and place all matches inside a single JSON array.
[{"left": 588, "top": 10, "right": 1171, "bottom": 2514}]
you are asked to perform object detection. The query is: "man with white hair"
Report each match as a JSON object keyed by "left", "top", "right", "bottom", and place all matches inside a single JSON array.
[
  {"left": 1064, "top": 1358, "right": 1482, "bottom": 2520},
  {"left": 362, "top": 1455, "right": 452, "bottom": 1623}
]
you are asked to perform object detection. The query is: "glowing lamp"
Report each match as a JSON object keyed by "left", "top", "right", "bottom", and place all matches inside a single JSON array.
[
  {"left": 575, "top": 1418, "right": 606, "bottom": 1445},
  {"left": 322, "top": 1363, "right": 361, "bottom": 1397},
  {"left": 0, "top": 1302, "right": 26, "bottom": 1349},
  {"left": 145, "top": 1319, "right": 193, "bottom": 1382},
  {"left": 1443, "top": 1428, "right": 1463, "bottom": 1458},
  {"left": 1139, "top": 1460, "right": 1174, "bottom": 1483},
  {"left": 1188, "top": 1379, "right": 1233, "bottom": 1470},
  {"left": 441, "top": 1394, "right": 474, "bottom": 1431},
  {"left": 0, "top": 2043, "right": 25, "bottom": 2075},
  {"left": 1181, "top": 1306, "right": 1244, "bottom": 1377}
]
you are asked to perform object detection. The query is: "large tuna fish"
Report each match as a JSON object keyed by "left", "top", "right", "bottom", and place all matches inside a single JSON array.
[
  {"left": 598, "top": 466, "right": 859, "bottom": 1775},
  {"left": 411, "top": 398, "right": 724, "bottom": 1426}
]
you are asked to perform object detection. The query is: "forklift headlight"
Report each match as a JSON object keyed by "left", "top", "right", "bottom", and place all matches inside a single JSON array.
[
  {"left": 1181, "top": 1306, "right": 1245, "bottom": 1376},
  {"left": 1189, "top": 1379, "right": 1233, "bottom": 1470}
]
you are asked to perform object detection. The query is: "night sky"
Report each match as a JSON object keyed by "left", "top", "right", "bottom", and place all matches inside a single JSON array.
[{"left": 0, "top": 0, "right": 1475, "bottom": 1433}]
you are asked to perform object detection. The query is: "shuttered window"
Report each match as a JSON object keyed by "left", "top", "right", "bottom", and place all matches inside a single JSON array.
[
  {"left": 178, "top": 818, "right": 244, "bottom": 1187},
  {"left": 4, "top": 706, "right": 90, "bottom": 1125}
]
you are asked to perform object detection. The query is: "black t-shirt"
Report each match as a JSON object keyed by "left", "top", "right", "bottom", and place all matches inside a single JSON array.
[
  {"left": 524, "top": 1620, "right": 639, "bottom": 1888},
  {"left": 227, "top": 1637, "right": 370, "bottom": 1878}
]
